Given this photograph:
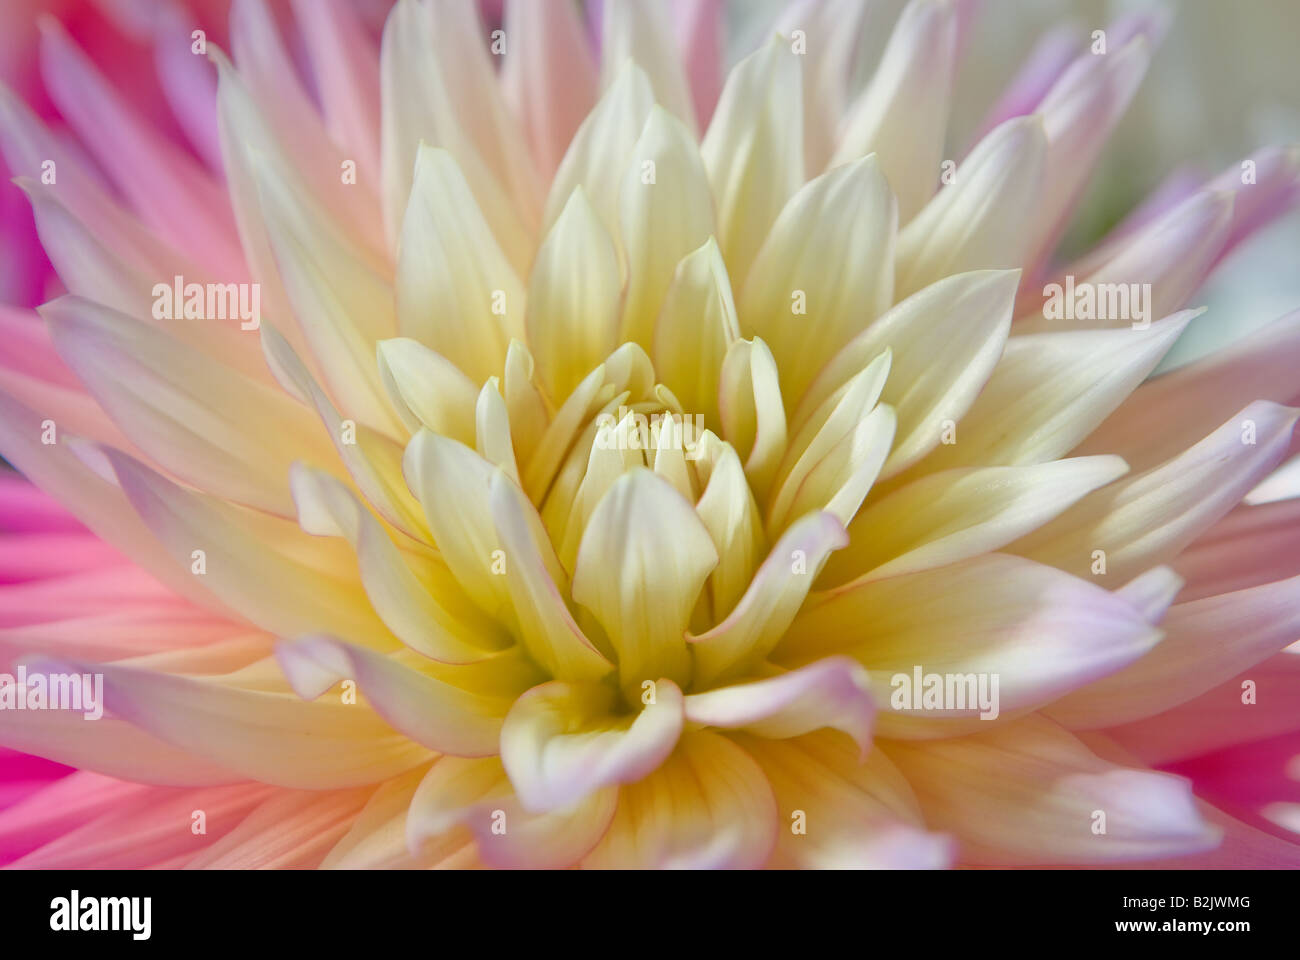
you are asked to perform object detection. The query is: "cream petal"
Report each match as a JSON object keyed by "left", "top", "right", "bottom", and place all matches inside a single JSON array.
[
  {"left": 501, "top": 678, "right": 684, "bottom": 812},
  {"left": 831, "top": 0, "right": 956, "bottom": 223},
  {"left": 738, "top": 730, "right": 953, "bottom": 869},
  {"left": 619, "top": 106, "right": 715, "bottom": 352},
  {"left": 692, "top": 433, "right": 766, "bottom": 623},
  {"left": 231, "top": 0, "right": 385, "bottom": 257},
  {"left": 488, "top": 471, "right": 614, "bottom": 682},
  {"left": 476, "top": 379, "right": 520, "bottom": 485},
  {"left": 395, "top": 145, "right": 525, "bottom": 386},
  {"left": 41, "top": 297, "right": 332, "bottom": 518},
  {"left": 544, "top": 60, "right": 655, "bottom": 244},
  {"left": 691, "top": 511, "right": 847, "bottom": 688},
  {"left": 25, "top": 655, "right": 432, "bottom": 789},
  {"left": 522, "top": 355, "right": 622, "bottom": 502},
  {"left": 250, "top": 152, "right": 402, "bottom": 437},
  {"left": 781, "top": 554, "right": 1160, "bottom": 737},
  {"left": 376, "top": 337, "right": 479, "bottom": 443},
  {"left": 785, "top": 348, "right": 891, "bottom": 479},
  {"left": 322, "top": 766, "right": 436, "bottom": 869},
  {"left": 822, "top": 455, "right": 1130, "bottom": 586},
  {"left": 700, "top": 36, "right": 803, "bottom": 288},
  {"left": 105, "top": 449, "right": 387, "bottom": 645},
  {"left": 768, "top": 395, "right": 896, "bottom": 534},
  {"left": 717, "top": 337, "right": 788, "bottom": 500},
  {"left": 402, "top": 430, "right": 516, "bottom": 619},
  {"left": 648, "top": 411, "right": 697, "bottom": 501},
  {"left": 684, "top": 657, "right": 874, "bottom": 751},
  {"left": 672, "top": 0, "right": 724, "bottom": 125},
  {"left": 526, "top": 188, "right": 623, "bottom": 402},
  {"left": 739, "top": 156, "right": 896, "bottom": 407},
  {"left": 600, "top": 0, "right": 697, "bottom": 133},
  {"left": 895, "top": 117, "right": 1047, "bottom": 299},
  {"left": 572, "top": 469, "right": 718, "bottom": 697},
  {"left": 917, "top": 311, "right": 1194, "bottom": 473},
  {"left": 0, "top": 362, "right": 130, "bottom": 462},
  {"left": 652, "top": 238, "right": 739, "bottom": 430},
  {"left": 883, "top": 274, "right": 1020, "bottom": 478},
  {"left": 416, "top": 0, "right": 542, "bottom": 227},
  {"left": 882, "top": 715, "right": 1218, "bottom": 865},
  {"left": 275, "top": 634, "right": 519, "bottom": 757},
  {"left": 407, "top": 755, "right": 617, "bottom": 869},
  {"left": 1047, "top": 575, "right": 1300, "bottom": 729},
  {"left": 211, "top": 51, "right": 302, "bottom": 357},
  {"left": 379, "top": 0, "right": 532, "bottom": 265},
  {"left": 797, "top": 270, "right": 1018, "bottom": 445},
  {"left": 0, "top": 708, "right": 239, "bottom": 786},
  {"left": 260, "top": 323, "right": 428, "bottom": 540},
  {"left": 1012, "top": 402, "right": 1300, "bottom": 583},
  {"left": 289, "top": 465, "right": 509, "bottom": 663},
  {"left": 581, "top": 731, "right": 778, "bottom": 869},
  {"left": 542, "top": 402, "right": 632, "bottom": 550},
  {"left": 503, "top": 339, "right": 552, "bottom": 469},
  {"left": 557, "top": 413, "right": 647, "bottom": 572},
  {"left": 773, "top": 0, "right": 868, "bottom": 173}
]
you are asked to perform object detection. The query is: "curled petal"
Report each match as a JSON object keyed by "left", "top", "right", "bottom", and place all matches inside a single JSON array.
[{"left": 501, "top": 678, "right": 684, "bottom": 812}]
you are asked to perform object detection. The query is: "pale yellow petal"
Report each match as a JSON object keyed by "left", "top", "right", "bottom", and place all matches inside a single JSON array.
[
  {"left": 376, "top": 337, "right": 478, "bottom": 444},
  {"left": 395, "top": 145, "right": 524, "bottom": 386},
  {"left": 652, "top": 237, "right": 740, "bottom": 429},
  {"left": 581, "top": 731, "right": 778, "bottom": 868},
  {"left": 572, "top": 469, "right": 718, "bottom": 697},
  {"left": 830, "top": 0, "right": 956, "bottom": 222},
  {"left": 739, "top": 156, "right": 896, "bottom": 406},
  {"left": 601, "top": 0, "right": 697, "bottom": 133},
  {"left": 822, "top": 455, "right": 1130, "bottom": 586},
  {"left": 895, "top": 117, "right": 1047, "bottom": 298},
  {"left": 718, "top": 337, "right": 787, "bottom": 500},
  {"left": 619, "top": 105, "right": 715, "bottom": 351},
  {"left": 526, "top": 188, "right": 622, "bottom": 402},
  {"left": 700, "top": 35, "right": 803, "bottom": 288}
]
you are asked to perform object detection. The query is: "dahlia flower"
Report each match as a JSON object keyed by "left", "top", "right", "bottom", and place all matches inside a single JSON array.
[{"left": 0, "top": 0, "right": 1298, "bottom": 870}]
